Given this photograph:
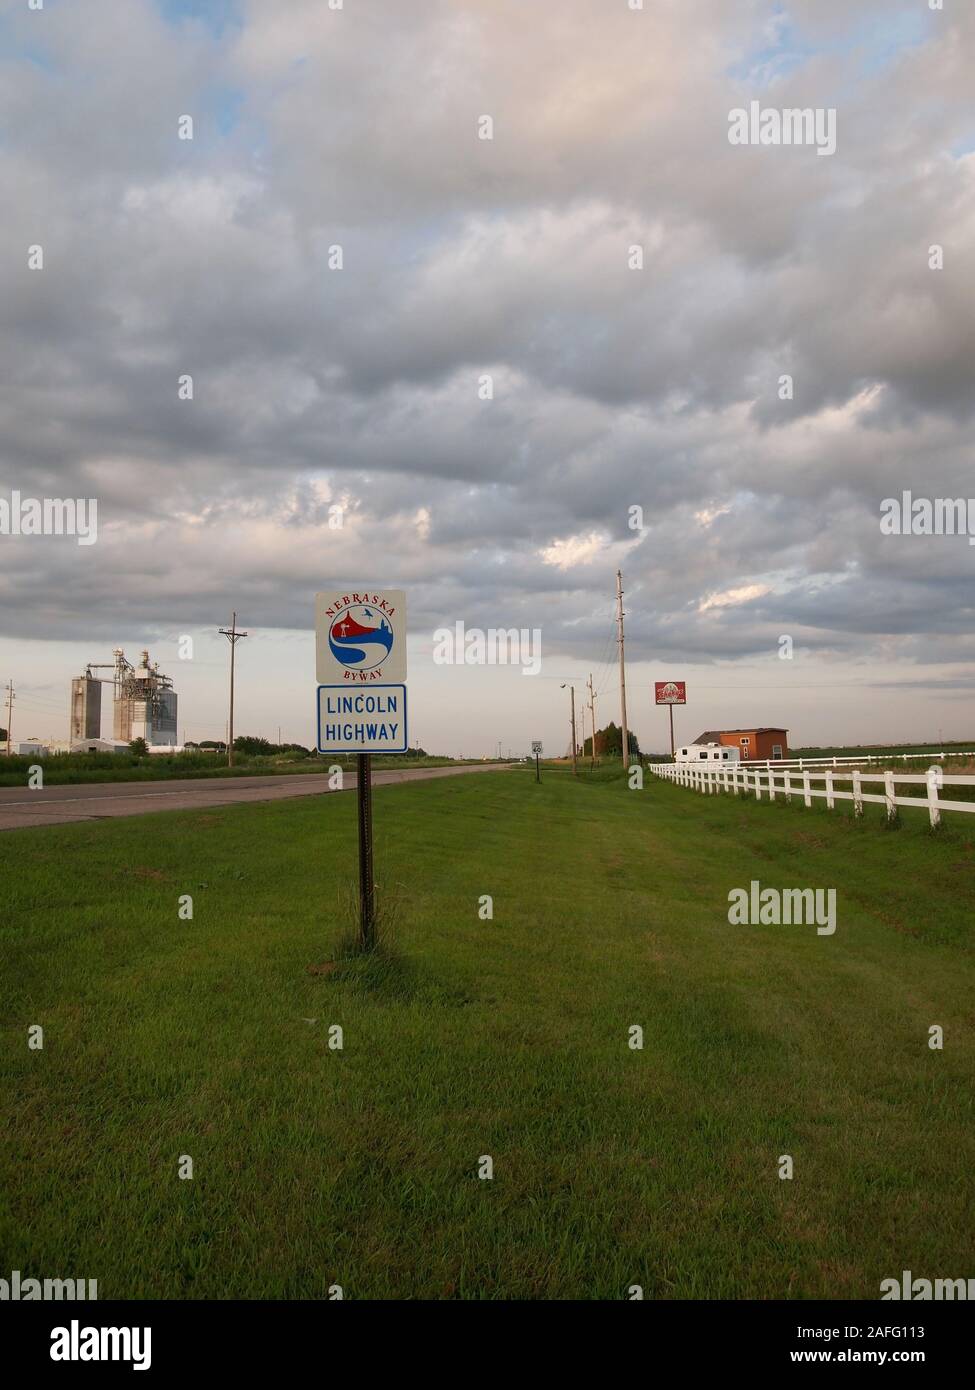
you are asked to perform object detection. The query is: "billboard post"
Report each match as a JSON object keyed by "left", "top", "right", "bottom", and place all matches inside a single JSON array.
[{"left": 654, "top": 681, "right": 687, "bottom": 762}]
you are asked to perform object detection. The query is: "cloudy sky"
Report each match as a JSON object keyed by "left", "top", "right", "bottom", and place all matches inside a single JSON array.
[{"left": 1, "top": 0, "right": 973, "bottom": 756}]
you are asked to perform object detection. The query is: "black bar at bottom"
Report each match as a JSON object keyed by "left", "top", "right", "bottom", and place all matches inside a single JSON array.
[{"left": 3, "top": 1299, "right": 969, "bottom": 1373}]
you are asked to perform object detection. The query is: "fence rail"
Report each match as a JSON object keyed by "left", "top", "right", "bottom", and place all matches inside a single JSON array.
[
  {"left": 736, "top": 750, "right": 975, "bottom": 771},
  {"left": 648, "top": 760, "right": 975, "bottom": 827}
]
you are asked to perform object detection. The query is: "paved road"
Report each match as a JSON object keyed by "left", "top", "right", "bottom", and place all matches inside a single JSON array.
[{"left": 0, "top": 763, "right": 505, "bottom": 831}]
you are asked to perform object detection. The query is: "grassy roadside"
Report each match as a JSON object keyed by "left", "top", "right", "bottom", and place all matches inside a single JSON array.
[
  {"left": 2, "top": 765, "right": 973, "bottom": 1299},
  {"left": 0, "top": 753, "right": 487, "bottom": 788}
]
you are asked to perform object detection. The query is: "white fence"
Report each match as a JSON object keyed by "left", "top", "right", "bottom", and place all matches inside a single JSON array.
[
  {"left": 649, "top": 760, "right": 975, "bottom": 828},
  {"left": 737, "top": 750, "right": 975, "bottom": 771}
]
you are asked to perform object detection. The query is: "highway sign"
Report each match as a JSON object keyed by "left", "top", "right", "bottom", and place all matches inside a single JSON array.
[
  {"left": 531, "top": 740, "right": 543, "bottom": 754},
  {"left": 315, "top": 590, "right": 406, "bottom": 684},
  {"left": 317, "top": 684, "right": 408, "bottom": 753}
]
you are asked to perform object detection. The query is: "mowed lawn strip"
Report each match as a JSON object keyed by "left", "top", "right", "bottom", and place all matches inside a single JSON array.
[{"left": 1, "top": 766, "right": 973, "bottom": 1299}]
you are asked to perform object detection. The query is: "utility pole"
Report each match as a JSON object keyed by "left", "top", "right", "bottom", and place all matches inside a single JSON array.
[
  {"left": 588, "top": 672, "right": 597, "bottom": 768},
  {"left": 218, "top": 612, "right": 249, "bottom": 768},
  {"left": 561, "top": 684, "right": 578, "bottom": 775},
  {"left": 616, "top": 569, "right": 630, "bottom": 772},
  {"left": 4, "top": 680, "right": 13, "bottom": 756}
]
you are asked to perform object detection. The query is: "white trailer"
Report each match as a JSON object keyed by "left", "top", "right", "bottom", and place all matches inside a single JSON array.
[{"left": 676, "top": 742, "right": 740, "bottom": 763}]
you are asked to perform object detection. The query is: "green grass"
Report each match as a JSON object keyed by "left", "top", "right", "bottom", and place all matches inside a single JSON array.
[{"left": 2, "top": 765, "right": 973, "bottom": 1300}]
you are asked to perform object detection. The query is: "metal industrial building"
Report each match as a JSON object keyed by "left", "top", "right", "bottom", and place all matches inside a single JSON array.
[{"left": 70, "top": 649, "right": 178, "bottom": 749}]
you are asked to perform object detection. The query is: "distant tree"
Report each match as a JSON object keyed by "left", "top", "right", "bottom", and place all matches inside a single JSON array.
[
  {"left": 233, "top": 735, "right": 273, "bottom": 757},
  {"left": 129, "top": 737, "right": 149, "bottom": 756},
  {"left": 582, "top": 721, "right": 640, "bottom": 758},
  {"left": 199, "top": 740, "right": 226, "bottom": 751}
]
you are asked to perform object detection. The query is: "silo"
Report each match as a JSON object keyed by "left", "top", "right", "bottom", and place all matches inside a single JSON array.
[{"left": 70, "top": 677, "right": 102, "bottom": 740}]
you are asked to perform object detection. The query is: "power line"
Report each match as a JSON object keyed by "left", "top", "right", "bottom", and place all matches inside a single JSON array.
[
  {"left": 3, "top": 681, "right": 13, "bottom": 755},
  {"left": 616, "top": 569, "right": 630, "bottom": 772},
  {"left": 217, "top": 612, "right": 249, "bottom": 768}
]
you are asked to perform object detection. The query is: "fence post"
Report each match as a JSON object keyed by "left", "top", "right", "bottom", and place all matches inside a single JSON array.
[
  {"left": 803, "top": 769, "right": 811, "bottom": 808},
  {"left": 783, "top": 769, "right": 792, "bottom": 802},
  {"left": 754, "top": 770, "right": 761, "bottom": 801},
  {"left": 884, "top": 770, "right": 897, "bottom": 822},
  {"left": 825, "top": 769, "right": 834, "bottom": 810},
  {"left": 926, "top": 765, "right": 941, "bottom": 829},
  {"left": 852, "top": 769, "right": 863, "bottom": 818},
  {"left": 768, "top": 768, "right": 776, "bottom": 801}
]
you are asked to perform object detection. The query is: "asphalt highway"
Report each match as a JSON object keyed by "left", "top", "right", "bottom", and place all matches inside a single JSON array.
[{"left": 0, "top": 763, "right": 503, "bottom": 831}]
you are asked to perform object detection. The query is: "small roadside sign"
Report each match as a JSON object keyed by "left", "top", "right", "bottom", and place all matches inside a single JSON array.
[
  {"left": 315, "top": 590, "right": 406, "bottom": 684},
  {"left": 315, "top": 589, "right": 409, "bottom": 953},
  {"left": 317, "top": 684, "right": 408, "bottom": 754}
]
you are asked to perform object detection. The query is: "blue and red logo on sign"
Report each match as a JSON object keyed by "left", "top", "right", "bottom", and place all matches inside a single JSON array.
[{"left": 328, "top": 604, "right": 394, "bottom": 673}]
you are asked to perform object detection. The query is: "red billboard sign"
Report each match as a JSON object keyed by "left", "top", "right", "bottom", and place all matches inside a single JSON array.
[{"left": 654, "top": 680, "right": 686, "bottom": 705}]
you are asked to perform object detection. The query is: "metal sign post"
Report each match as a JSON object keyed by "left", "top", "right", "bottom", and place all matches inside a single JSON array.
[
  {"left": 356, "top": 753, "right": 374, "bottom": 947},
  {"left": 532, "top": 740, "right": 542, "bottom": 782}
]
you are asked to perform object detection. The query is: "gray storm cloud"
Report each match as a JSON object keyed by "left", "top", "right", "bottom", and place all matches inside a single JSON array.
[{"left": 0, "top": 0, "right": 973, "bottom": 681}]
